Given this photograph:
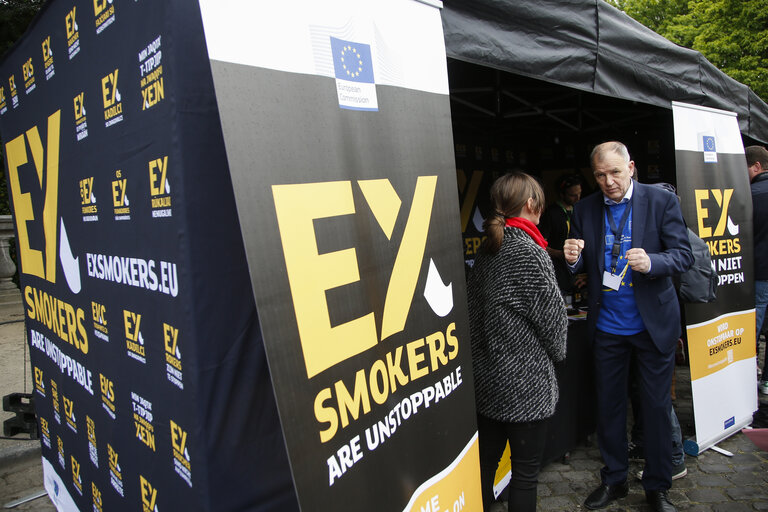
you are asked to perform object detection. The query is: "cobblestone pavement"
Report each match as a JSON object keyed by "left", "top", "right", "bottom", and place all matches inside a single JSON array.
[
  {"left": 1, "top": 296, "right": 768, "bottom": 510},
  {"left": 532, "top": 363, "right": 768, "bottom": 511}
]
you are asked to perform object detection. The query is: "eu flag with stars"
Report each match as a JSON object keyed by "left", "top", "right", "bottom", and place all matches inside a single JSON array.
[
  {"left": 703, "top": 135, "right": 716, "bottom": 152},
  {"left": 331, "top": 37, "right": 374, "bottom": 83}
]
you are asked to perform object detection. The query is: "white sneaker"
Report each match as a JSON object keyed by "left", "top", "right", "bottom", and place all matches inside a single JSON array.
[{"left": 637, "top": 462, "right": 687, "bottom": 480}]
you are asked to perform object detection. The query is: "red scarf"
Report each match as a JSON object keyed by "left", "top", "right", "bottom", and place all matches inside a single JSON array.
[{"left": 505, "top": 217, "right": 548, "bottom": 249}]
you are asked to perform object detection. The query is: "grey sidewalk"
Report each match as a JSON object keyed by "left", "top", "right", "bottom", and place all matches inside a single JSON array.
[
  {"left": 533, "top": 355, "right": 768, "bottom": 511},
  {"left": 0, "top": 297, "right": 55, "bottom": 511},
  {"left": 1, "top": 290, "right": 767, "bottom": 510},
  {"left": 535, "top": 370, "right": 768, "bottom": 511}
]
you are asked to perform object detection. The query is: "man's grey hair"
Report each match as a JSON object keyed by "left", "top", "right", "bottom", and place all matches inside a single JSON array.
[{"left": 591, "top": 141, "right": 631, "bottom": 169}]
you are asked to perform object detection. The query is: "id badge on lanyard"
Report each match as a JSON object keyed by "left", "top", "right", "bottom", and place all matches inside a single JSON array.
[
  {"left": 603, "top": 201, "right": 632, "bottom": 291},
  {"left": 602, "top": 264, "right": 629, "bottom": 291}
]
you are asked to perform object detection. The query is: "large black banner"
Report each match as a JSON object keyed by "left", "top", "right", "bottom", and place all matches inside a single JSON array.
[
  {"left": 199, "top": 1, "right": 482, "bottom": 511},
  {"left": 0, "top": 1, "right": 296, "bottom": 510}
]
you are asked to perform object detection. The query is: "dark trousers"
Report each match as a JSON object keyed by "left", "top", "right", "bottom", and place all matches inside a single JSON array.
[
  {"left": 477, "top": 414, "right": 548, "bottom": 512},
  {"left": 594, "top": 329, "right": 674, "bottom": 491}
]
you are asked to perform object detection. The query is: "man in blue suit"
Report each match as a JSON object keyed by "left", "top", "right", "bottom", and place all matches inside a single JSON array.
[{"left": 564, "top": 142, "right": 693, "bottom": 512}]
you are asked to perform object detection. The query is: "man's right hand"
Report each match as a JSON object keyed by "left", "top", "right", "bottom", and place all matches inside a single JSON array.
[{"left": 563, "top": 238, "right": 585, "bottom": 265}]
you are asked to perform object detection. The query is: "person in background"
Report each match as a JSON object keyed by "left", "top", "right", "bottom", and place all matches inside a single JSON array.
[
  {"left": 747, "top": 146, "right": 768, "bottom": 396},
  {"left": 564, "top": 142, "right": 693, "bottom": 512},
  {"left": 467, "top": 172, "right": 568, "bottom": 512},
  {"left": 540, "top": 174, "right": 583, "bottom": 292}
]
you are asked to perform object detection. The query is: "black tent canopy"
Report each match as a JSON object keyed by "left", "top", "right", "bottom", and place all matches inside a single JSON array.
[{"left": 442, "top": 0, "right": 768, "bottom": 144}]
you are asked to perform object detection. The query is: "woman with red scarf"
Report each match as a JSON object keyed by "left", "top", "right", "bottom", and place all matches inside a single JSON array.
[{"left": 467, "top": 172, "right": 568, "bottom": 511}]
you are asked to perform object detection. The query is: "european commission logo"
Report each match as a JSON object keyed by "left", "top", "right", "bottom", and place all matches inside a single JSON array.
[
  {"left": 330, "top": 36, "right": 378, "bottom": 111},
  {"left": 702, "top": 134, "right": 717, "bottom": 163}
]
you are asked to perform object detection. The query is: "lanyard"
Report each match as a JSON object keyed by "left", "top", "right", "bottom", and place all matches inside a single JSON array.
[
  {"left": 558, "top": 202, "right": 572, "bottom": 236},
  {"left": 605, "top": 198, "right": 632, "bottom": 274}
]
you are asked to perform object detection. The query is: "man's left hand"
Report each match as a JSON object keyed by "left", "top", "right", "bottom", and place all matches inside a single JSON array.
[{"left": 626, "top": 248, "right": 651, "bottom": 274}]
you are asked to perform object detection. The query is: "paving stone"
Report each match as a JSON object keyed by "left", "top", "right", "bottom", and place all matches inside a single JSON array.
[
  {"left": 693, "top": 474, "right": 731, "bottom": 487},
  {"left": 567, "top": 449, "right": 590, "bottom": 460},
  {"left": 728, "top": 453, "right": 764, "bottom": 465},
  {"left": 726, "top": 471, "right": 767, "bottom": 486},
  {"left": 698, "top": 463, "right": 737, "bottom": 474},
  {"left": 711, "top": 503, "right": 753, "bottom": 512},
  {"left": 753, "top": 501, "right": 768, "bottom": 510},
  {"left": 537, "top": 470, "right": 564, "bottom": 483},
  {"left": 668, "top": 488, "right": 690, "bottom": 504},
  {"left": 545, "top": 461, "right": 570, "bottom": 472},
  {"left": 537, "top": 495, "right": 579, "bottom": 510},
  {"left": 685, "top": 488, "right": 729, "bottom": 503},
  {"left": 725, "top": 486, "right": 768, "bottom": 501},
  {"left": 677, "top": 504, "right": 713, "bottom": 511},
  {"left": 567, "top": 481, "right": 593, "bottom": 495},
  {"left": 567, "top": 458, "right": 603, "bottom": 471},
  {"left": 546, "top": 481, "right": 573, "bottom": 496},
  {"left": 672, "top": 474, "right": 697, "bottom": 489},
  {"left": 561, "top": 469, "right": 593, "bottom": 482}
]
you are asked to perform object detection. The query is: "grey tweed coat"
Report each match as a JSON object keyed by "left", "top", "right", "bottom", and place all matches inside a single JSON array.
[{"left": 467, "top": 226, "right": 568, "bottom": 423}]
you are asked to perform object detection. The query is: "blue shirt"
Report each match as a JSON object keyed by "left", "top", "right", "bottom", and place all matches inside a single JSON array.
[{"left": 596, "top": 197, "right": 645, "bottom": 335}]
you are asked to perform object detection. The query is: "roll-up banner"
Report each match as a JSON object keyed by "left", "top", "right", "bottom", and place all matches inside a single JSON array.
[
  {"left": 198, "top": 0, "right": 482, "bottom": 511},
  {"left": 672, "top": 101, "right": 757, "bottom": 454}
]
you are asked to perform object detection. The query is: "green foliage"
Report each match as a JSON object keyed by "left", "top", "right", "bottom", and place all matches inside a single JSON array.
[
  {"left": 0, "top": 0, "right": 45, "bottom": 59},
  {"left": 605, "top": 0, "right": 768, "bottom": 103}
]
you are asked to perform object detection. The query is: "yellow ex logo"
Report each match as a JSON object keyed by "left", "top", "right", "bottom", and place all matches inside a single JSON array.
[
  {"left": 107, "top": 444, "right": 118, "bottom": 468},
  {"left": 41, "top": 37, "right": 52, "bottom": 60},
  {"left": 140, "top": 475, "right": 157, "bottom": 510},
  {"left": 112, "top": 176, "right": 126, "bottom": 207},
  {"left": 149, "top": 157, "right": 168, "bottom": 196},
  {"left": 73, "top": 93, "right": 85, "bottom": 120},
  {"left": 123, "top": 310, "right": 141, "bottom": 341},
  {"left": 92, "top": 301, "right": 106, "bottom": 324},
  {"left": 163, "top": 323, "right": 178, "bottom": 355},
  {"left": 62, "top": 396, "right": 74, "bottom": 419},
  {"left": 65, "top": 8, "right": 77, "bottom": 39},
  {"left": 170, "top": 419, "right": 187, "bottom": 453},
  {"left": 99, "top": 373, "right": 114, "bottom": 401},
  {"left": 101, "top": 69, "right": 118, "bottom": 108},
  {"left": 86, "top": 416, "right": 96, "bottom": 438},
  {"left": 4, "top": 111, "right": 61, "bottom": 282},
  {"left": 694, "top": 189, "right": 734, "bottom": 239},
  {"left": 93, "top": 0, "right": 110, "bottom": 16},
  {"left": 70, "top": 455, "right": 80, "bottom": 480},
  {"left": 22, "top": 58, "right": 34, "bottom": 81},
  {"left": 80, "top": 177, "right": 93, "bottom": 205},
  {"left": 91, "top": 483, "right": 102, "bottom": 506},
  {"left": 34, "top": 367, "right": 44, "bottom": 387},
  {"left": 272, "top": 176, "right": 437, "bottom": 379}
]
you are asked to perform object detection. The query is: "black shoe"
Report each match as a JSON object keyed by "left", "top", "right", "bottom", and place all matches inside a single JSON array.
[
  {"left": 584, "top": 482, "right": 629, "bottom": 510},
  {"left": 646, "top": 490, "right": 677, "bottom": 512}
]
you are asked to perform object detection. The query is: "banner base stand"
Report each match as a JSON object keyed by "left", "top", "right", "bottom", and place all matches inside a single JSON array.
[
  {"left": 683, "top": 439, "right": 700, "bottom": 456},
  {"left": 710, "top": 445, "right": 734, "bottom": 457},
  {"left": 3, "top": 489, "right": 47, "bottom": 509}
]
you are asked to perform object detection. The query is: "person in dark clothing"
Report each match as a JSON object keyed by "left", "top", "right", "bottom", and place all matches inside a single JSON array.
[
  {"left": 564, "top": 142, "right": 693, "bottom": 512},
  {"left": 468, "top": 172, "right": 568, "bottom": 512},
  {"left": 540, "top": 174, "right": 583, "bottom": 292},
  {"left": 747, "top": 145, "right": 768, "bottom": 396}
]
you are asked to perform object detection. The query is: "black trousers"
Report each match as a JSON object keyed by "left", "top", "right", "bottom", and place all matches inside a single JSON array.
[
  {"left": 594, "top": 329, "right": 675, "bottom": 491},
  {"left": 477, "top": 414, "right": 549, "bottom": 512}
]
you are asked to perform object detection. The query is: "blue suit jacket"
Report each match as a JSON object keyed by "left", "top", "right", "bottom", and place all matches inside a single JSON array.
[{"left": 571, "top": 182, "right": 694, "bottom": 353}]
